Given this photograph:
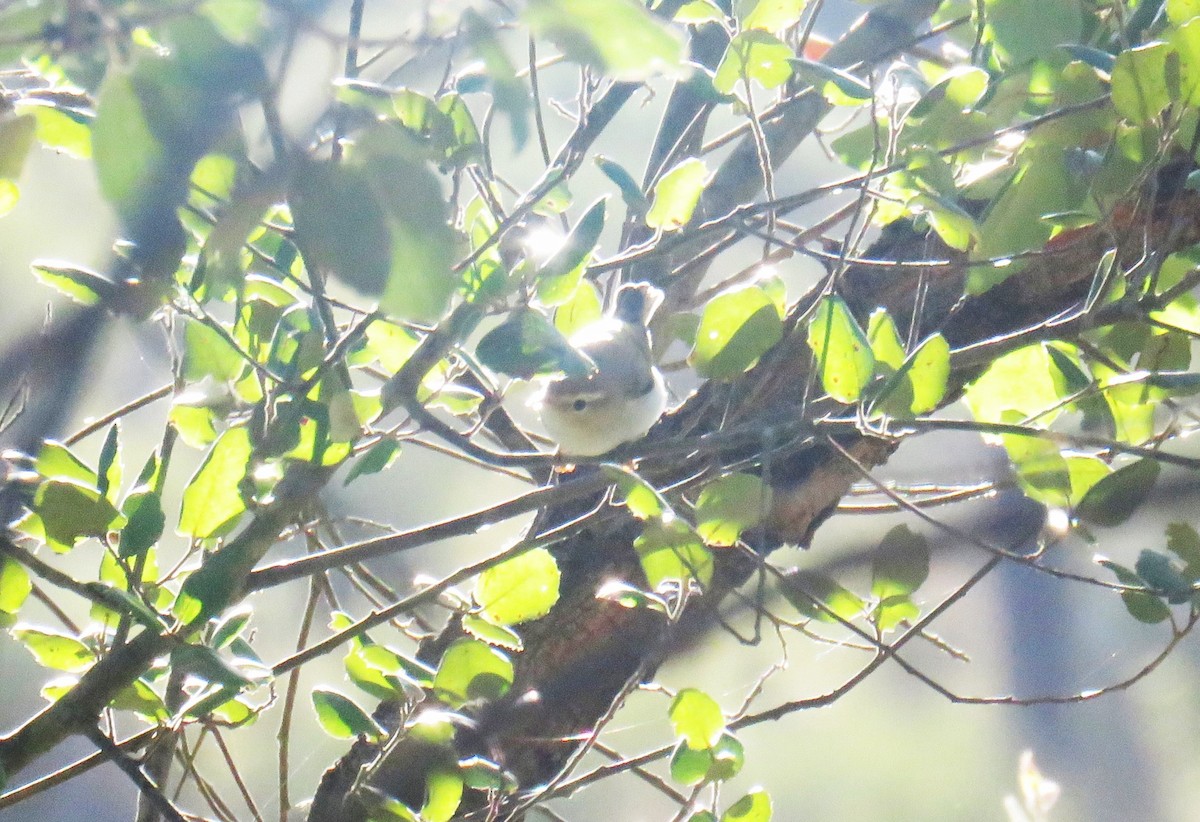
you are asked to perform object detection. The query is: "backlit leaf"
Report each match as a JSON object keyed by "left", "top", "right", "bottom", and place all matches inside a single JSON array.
[
  {"left": 1111, "top": 42, "right": 1172, "bottom": 124},
  {"left": 474, "top": 548, "right": 561, "bottom": 625},
  {"left": 634, "top": 519, "right": 714, "bottom": 590},
  {"left": 723, "top": 789, "right": 772, "bottom": 822},
  {"left": 808, "top": 296, "right": 874, "bottom": 403},
  {"left": 670, "top": 688, "right": 725, "bottom": 749},
  {"left": 691, "top": 286, "right": 783, "bottom": 379},
  {"left": 178, "top": 426, "right": 252, "bottom": 538},
  {"left": 714, "top": 31, "right": 794, "bottom": 94},
  {"left": 476, "top": 308, "right": 594, "bottom": 379},
  {"left": 536, "top": 198, "right": 606, "bottom": 305},
  {"left": 871, "top": 525, "right": 929, "bottom": 601},
  {"left": 1076, "top": 459, "right": 1159, "bottom": 527},
  {"left": 34, "top": 480, "right": 122, "bottom": 552},
  {"left": 647, "top": 158, "right": 710, "bottom": 231},
  {"left": 13, "top": 627, "right": 94, "bottom": 672},
  {"left": 779, "top": 570, "right": 864, "bottom": 623},
  {"left": 32, "top": 260, "right": 116, "bottom": 306},
  {"left": 0, "top": 557, "right": 31, "bottom": 614},
  {"left": 694, "top": 473, "right": 769, "bottom": 547},
  {"left": 525, "top": 0, "right": 686, "bottom": 82},
  {"left": 312, "top": 688, "right": 382, "bottom": 740},
  {"left": 433, "top": 639, "right": 514, "bottom": 707}
]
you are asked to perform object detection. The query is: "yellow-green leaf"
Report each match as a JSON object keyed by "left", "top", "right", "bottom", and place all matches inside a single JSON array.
[
  {"left": 178, "top": 426, "right": 252, "bottom": 538},
  {"left": 474, "top": 548, "right": 561, "bottom": 625},
  {"left": 807, "top": 296, "right": 874, "bottom": 403}
]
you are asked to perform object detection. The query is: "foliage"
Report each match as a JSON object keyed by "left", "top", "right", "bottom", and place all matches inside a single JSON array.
[{"left": 0, "top": 0, "right": 1199, "bottom": 820}]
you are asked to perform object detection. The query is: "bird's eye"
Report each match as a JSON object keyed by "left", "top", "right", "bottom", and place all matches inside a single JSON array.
[{"left": 573, "top": 398, "right": 587, "bottom": 411}]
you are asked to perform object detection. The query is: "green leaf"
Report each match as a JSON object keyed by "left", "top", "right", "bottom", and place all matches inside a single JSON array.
[
  {"left": 867, "top": 309, "right": 906, "bottom": 370},
  {"left": 344, "top": 439, "right": 401, "bottom": 486},
  {"left": 95, "top": 424, "right": 121, "bottom": 501},
  {"left": 1111, "top": 42, "right": 1172, "bottom": 124},
  {"left": 461, "top": 9, "right": 530, "bottom": 148},
  {"left": 647, "top": 157, "right": 710, "bottom": 231},
  {"left": 437, "top": 93, "right": 484, "bottom": 167},
  {"left": 0, "top": 178, "right": 16, "bottom": 217},
  {"left": 1135, "top": 549, "right": 1194, "bottom": 604},
  {"left": 111, "top": 678, "right": 169, "bottom": 721},
  {"left": 723, "top": 789, "right": 772, "bottom": 822},
  {"left": 1066, "top": 455, "right": 1110, "bottom": 505},
  {"left": 714, "top": 31, "right": 795, "bottom": 94},
  {"left": 34, "top": 480, "right": 122, "bottom": 552},
  {"left": 1097, "top": 558, "right": 1172, "bottom": 623},
  {"left": 474, "top": 548, "right": 561, "bottom": 625},
  {"left": 422, "top": 767, "right": 465, "bottom": 822},
  {"left": 461, "top": 614, "right": 523, "bottom": 651},
  {"left": 792, "top": 58, "right": 872, "bottom": 105},
  {"left": 604, "top": 465, "right": 670, "bottom": 520},
  {"left": 1169, "top": 0, "right": 1200, "bottom": 25},
  {"left": 669, "top": 688, "right": 726, "bottom": 750},
  {"left": 525, "top": 0, "right": 686, "bottom": 82},
  {"left": 634, "top": 520, "right": 714, "bottom": 591},
  {"left": 36, "top": 440, "right": 97, "bottom": 486},
  {"left": 311, "top": 688, "right": 383, "bottom": 740},
  {"left": 779, "top": 570, "right": 865, "bottom": 623},
  {"left": 871, "top": 333, "right": 950, "bottom": 417},
  {"left": 905, "top": 333, "right": 950, "bottom": 413},
  {"left": 433, "top": 639, "right": 514, "bottom": 707},
  {"left": 555, "top": 279, "right": 604, "bottom": 337},
  {"left": 291, "top": 128, "right": 459, "bottom": 323},
  {"left": 183, "top": 318, "right": 244, "bottom": 382},
  {"left": 212, "top": 607, "right": 252, "bottom": 649},
  {"left": 459, "top": 756, "right": 519, "bottom": 792},
  {"left": 345, "top": 646, "right": 406, "bottom": 700},
  {"left": 670, "top": 732, "right": 745, "bottom": 785},
  {"left": 120, "top": 489, "right": 165, "bottom": 558},
  {"left": 871, "top": 525, "right": 929, "bottom": 601},
  {"left": 0, "top": 112, "right": 36, "bottom": 179},
  {"left": 92, "top": 69, "right": 164, "bottom": 222},
  {"left": 0, "top": 556, "right": 31, "bottom": 614},
  {"left": 536, "top": 198, "right": 606, "bottom": 305},
  {"left": 31, "top": 260, "right": 117, "bottom": 306},
  {"left": 178, "top": 426, "right": 252, "bottom": 539},
  {"left": 169, "top": 403, "right": 218, "bottom": 448},
  {"left": 288, "top": 159, "right": 391, "bottom": 301},
  {"left": 910, "top": 193, "right": 979, "bottom": 252},
  {"left": 742, "top": 0, "right": 806, "bottom": 32},
  {"left": 1166, "top": 522, "right": 1200, "bottom": 580},
  {"left": 985, "top": 0, "right": 1083, "bottom": 65},
  {"left": 17, "top": 101, "right": 92, "bottom": 159},
  {"left": 1001, "top": 424, "right": 1071, "bottom": 508},
  {"left": 1171, "top": 18, "right": 1200, "bottom": 106},
  {"left": 694, "top": 473, "right": 769, "bottom": 547},
  {"left": 172, "top": 643, "right": 257, "bottom": 690},
  {"left": 690, "top": 285, "right": 783, "bottom": 379},
  {"left": 596, "top": 155, "right": 650, "bottom": 215},
  {"left": 808, "top": 296, "right": 874, "bottom": 403},
  {"left": 355, "top": 642, "right": 436, "bottom": 689},
  {"left": 12, "top": 627, "right": 94, "bottom": 672},
  {"left": 965, "top": 344, "right": 1071, "bottom": 425},
  {"left": 1075, "top": 459, "right": 1160, "bottom": 527},
  {"left": 476, "top": 308, "right": 594, "bottom": 379}
]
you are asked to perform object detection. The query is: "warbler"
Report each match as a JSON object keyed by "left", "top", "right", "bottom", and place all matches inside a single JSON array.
[{"left": 534, "top": 282, "right": 668, "bottom": 457}]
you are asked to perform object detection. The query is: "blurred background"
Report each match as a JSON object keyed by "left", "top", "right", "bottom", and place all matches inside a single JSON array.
[{"left": 3, "top": 2, "right": 1200, "bottom": 821}]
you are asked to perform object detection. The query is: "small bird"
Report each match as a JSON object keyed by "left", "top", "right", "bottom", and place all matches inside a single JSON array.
[{"left": 534, "top": 282, "right": 668, "bottom": 457}]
